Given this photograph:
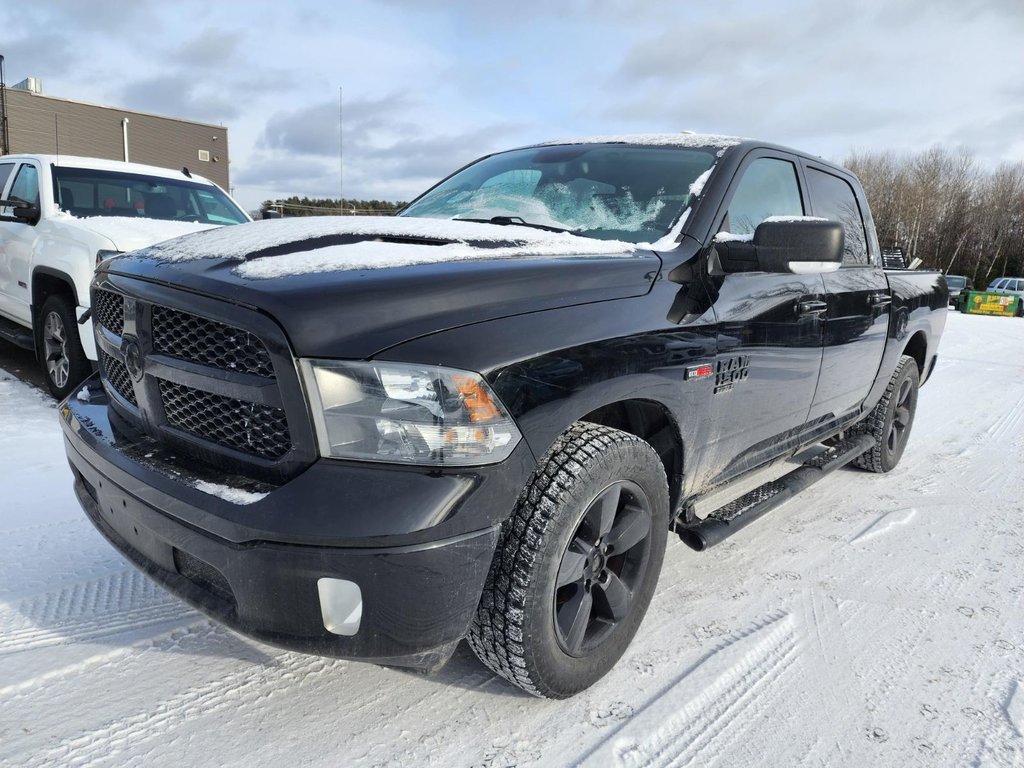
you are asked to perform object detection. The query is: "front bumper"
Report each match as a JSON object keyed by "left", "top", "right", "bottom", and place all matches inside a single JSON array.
[{"left": 60, "top": 377, "right": 531, "bottom": 669}]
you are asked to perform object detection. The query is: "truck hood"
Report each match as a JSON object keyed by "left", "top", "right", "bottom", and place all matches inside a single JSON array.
[
  {"left": 60, "top": 213, "right": 219, "bottom": 252},
  {"left": 103, "top": 216, "right": 662, "bottom": 358}
]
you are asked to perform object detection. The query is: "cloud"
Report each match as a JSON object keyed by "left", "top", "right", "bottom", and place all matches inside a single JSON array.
[
  {"left": 260, "top": 93, "right": 417, "bottom": 157},
  {"left": 177, "top": 30, "right": 240, "bottom": 67},
  {"left": 0, "top": 33, "right": 76, "bottom": 80},
  {"left": 598, "top": 0, "right": 1024, "bottom": 166},
  {"left": 120, "top": 75, "right": 243, "bottom": 122},
  {"left": 232, "top": 156, "right": 336, "bottom": 188}
]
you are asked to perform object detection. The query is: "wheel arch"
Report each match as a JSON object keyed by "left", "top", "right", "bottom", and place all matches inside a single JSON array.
[
  {"left": 579, "top": 398, "right": 684, "bottom": 516},
  {"left": 901, "top": 330, "right": 928, "bottom": 377},
  {"left": 32, "top": 266, "right": 80, "bottom": 316}
]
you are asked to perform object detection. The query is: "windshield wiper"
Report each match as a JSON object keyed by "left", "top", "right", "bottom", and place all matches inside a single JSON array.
[{"left": 453, "top": 216, "right": 578, "bottom": 234}]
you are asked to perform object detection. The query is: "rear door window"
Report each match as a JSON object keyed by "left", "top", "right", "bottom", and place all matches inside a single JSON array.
[{"left": 806, "top": 167, "right": 868, "bottom": 265}]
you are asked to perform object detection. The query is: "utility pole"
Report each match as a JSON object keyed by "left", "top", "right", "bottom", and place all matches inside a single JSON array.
[
  {"left": 344, "top": 87, "right": 348, "bottom": 214},
  {"left": 0, "top": 55, "right": 10, "bottom": 155}
]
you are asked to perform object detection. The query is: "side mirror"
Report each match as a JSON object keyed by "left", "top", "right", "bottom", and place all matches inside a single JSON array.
[
  {"left": 0, "top": 199, "right": 41, "bottom": 224},
  {"left": 753, "top": 219, "right": 843, "bottom": 273}
]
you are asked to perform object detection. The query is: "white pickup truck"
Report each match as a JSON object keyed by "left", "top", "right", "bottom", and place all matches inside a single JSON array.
[{"left": 0, "top": 154, "right": 250, "bottom": 397}]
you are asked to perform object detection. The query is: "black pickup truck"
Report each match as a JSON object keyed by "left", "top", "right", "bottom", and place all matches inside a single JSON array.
[{"left": 60, "top": 134, "right": 947, "bottom": 698}]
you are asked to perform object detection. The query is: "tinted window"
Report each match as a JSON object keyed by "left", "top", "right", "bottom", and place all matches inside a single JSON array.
[
  {"left": 807, "top": 168, "right": 868, "bottom": 265},
  {"left": 0, "top": 162, "right": 15, "bottom": 196},
  {"left": 726, "top": 158, "right": 803, "bottom": 235},
  {"left": 9, "top": 164, "right": 40, "bottom": 206},
  {"left": 52, "top": 166, "right": 247, "bottom": 224}
]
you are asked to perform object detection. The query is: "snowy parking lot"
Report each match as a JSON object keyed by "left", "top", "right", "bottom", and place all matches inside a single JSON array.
[{"left": 1, "top": 310, "right": 1023, "bottom": 767}]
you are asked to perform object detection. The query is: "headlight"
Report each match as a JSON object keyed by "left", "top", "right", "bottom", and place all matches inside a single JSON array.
[
  {"left": 96, "top": 249, "right": 123, "bottom": 267},
  {"left": 299, "top": 359, "right": 522, "bottom": 466}
]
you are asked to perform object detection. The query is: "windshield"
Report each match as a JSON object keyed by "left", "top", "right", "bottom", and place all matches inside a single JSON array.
[
  {"left": 400, "top": 145, "right": 717, "bottom": 243},
  {"left": 53, "top": 166, "right": 248, "bottom": 225},
  {"left": 945, "top": 276, "right": 966, "bottom": 289}
]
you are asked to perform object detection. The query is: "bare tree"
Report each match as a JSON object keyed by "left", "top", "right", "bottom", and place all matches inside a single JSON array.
[{"left": 846, "top": 148, "right": 1024, "bottom": 285}]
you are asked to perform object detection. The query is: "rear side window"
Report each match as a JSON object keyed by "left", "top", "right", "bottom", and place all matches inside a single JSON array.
[
  {"left": 0, "top": 162, "right": 15, "bottom": 197},
  {"left": 725, "top": 158, "right": 803, "bottom": 234},
  {"left": 806, "top": 168, "right": 868, "bottom": 265}
]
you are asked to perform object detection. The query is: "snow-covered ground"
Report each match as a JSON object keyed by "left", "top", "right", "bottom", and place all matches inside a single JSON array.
[{"left": 1, "top": 311, "right": 1023, "bottom": 767}]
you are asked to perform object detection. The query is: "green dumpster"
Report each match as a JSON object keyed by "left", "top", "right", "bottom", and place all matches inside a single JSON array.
[{"left": 960, "top": 291, "right": 1023, "bottom": 317}]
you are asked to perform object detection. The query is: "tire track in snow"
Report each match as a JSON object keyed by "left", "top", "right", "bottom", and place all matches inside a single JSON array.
[
  {"left": 24, "top": 653, "right": 346, "bottom": 768},
  {"left": 0, "top": 517, "right": 123, "bottom": 599},
  {"left": 0, "top": 569, "right": 194, "bottom": 655},
  {"left": 579, "top": 612, "right": 800, "bottom": 767},
  {"left": 987, "top": 394, "right": 1024, "bottom": 443}
]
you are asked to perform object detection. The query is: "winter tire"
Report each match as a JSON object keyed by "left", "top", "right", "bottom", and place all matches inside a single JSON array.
[
  {"left": 852, "top": 354, "right": 919, "bottom": 473},
  {"left": 38, "top": 294, "right": 91, "bottom": 400},
  {"left": 468, "top": 422, "right": 669, "bottom": 698}
]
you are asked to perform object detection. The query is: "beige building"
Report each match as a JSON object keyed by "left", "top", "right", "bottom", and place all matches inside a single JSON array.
[{"left": 1, "top": 78, "right": 231, "bottom": 189}]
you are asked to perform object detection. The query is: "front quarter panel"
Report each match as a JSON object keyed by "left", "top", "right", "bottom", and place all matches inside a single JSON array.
[{"left": 378, "top": 278, "right": 719, "bottom": 498}]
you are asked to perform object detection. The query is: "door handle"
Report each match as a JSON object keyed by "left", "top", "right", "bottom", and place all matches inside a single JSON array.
[
  {"left": 867, "top": 292, "right": 892, "bottom": 308},
  {"left": 797, "top": 299, "right": 828, "bottom": 317}
]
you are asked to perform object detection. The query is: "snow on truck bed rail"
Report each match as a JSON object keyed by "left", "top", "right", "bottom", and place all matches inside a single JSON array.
[{"left": 142, "top": 216, "right": 640, "bottom": 279}]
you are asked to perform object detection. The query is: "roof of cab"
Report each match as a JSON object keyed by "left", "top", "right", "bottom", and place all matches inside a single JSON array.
[{"left": 2, "top": 154, "right": 217, "bottom": 185}]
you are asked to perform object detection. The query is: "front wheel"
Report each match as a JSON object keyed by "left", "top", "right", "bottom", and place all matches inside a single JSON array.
[
  {"left": 468, "top": 422, "right": 669, "bottom": 698},
  {"left": 852, "top": 355, "right": 920, "bottom": 473},
  {"left": 37, "top": 294, "right": 91, "bottom": 400}
]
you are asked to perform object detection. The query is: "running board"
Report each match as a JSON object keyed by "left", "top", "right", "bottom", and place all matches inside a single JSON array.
[
  {"left": 675, "top": 433, "right": 876, "bottom": 551},
  {"left": 0, "top": 316, "right": 34, "bottom": 351}
]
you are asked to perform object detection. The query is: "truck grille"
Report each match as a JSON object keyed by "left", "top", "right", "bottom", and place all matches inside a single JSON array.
[
  {"left": 94, "top": 284, "right": 298, "bottom": 471},
  {"left": 93, "top": 289, "right": 125, "bottom": 336},
  {"left": 159, "top": 380, "right": 291, "bottom": 460},
  {"left": 100, "top": 351, "right": 137, "bottom": 405},
  {"left": 152, "top": 306, "right": 275, "bottom": 378}
]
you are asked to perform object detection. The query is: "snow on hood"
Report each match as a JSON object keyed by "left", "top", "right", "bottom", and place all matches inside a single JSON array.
[
  {"left": 51, "top": 210, "right": 217, "bottom": 252},
  {"left": 143, "top": 216, "right": 640, "bottom": 279}
]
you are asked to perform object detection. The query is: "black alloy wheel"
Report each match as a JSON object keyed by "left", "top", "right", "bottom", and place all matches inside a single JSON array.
[
  {"left": 553, "top": 480, "right": 653, "bottom": 657},
  {"left": 886, "top": 377, "right": 914, "bottom": 455},
  {"left": 853, "top": 354, "right": 919, "bottom": 473},
  {"left": 468, "top": 422, "right": 669, "bottom": 698}
]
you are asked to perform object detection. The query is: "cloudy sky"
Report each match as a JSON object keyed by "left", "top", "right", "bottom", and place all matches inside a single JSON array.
[{"left": 7, "top": 0, "right": 1023, "bottom": 209}]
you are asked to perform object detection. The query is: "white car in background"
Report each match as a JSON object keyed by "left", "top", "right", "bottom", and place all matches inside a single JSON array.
[
  {"left": 0, "top": 155, "right": 250, "bottom": 397},
  {"left": 987, "top": 276, "right": 1024, "bottom": 316}
]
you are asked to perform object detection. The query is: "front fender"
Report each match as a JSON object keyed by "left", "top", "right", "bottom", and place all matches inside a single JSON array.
[{"left": 376, "top": 285, "right": 719, "bottom": 482}]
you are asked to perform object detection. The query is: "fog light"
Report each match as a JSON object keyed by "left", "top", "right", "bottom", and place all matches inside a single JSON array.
[{"left": 317, "top": 578, "right": 362, "bottom": 636}]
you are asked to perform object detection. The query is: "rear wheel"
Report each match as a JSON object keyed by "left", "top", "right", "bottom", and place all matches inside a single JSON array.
[
  {"left": 852, "top": 355, "right": 919, "bottom": 473},
  {"left": 37, "top": 294, "right": 91, "bottom": 400},
  {"left": 468, "top": 422, "right": 669, "bottom": 698}
]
